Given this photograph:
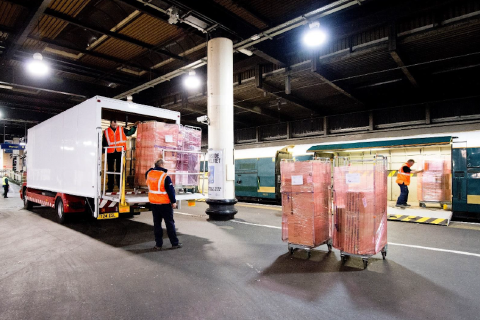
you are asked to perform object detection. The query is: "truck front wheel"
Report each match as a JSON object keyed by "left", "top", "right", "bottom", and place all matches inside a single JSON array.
[
  {"left": 56, "top": 198, "right": 66, "bottom": 224},
  {"left": 23, "top": 189, "right": 33, "bottom": 210}
]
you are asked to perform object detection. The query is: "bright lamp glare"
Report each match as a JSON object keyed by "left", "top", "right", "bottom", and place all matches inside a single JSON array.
[
  {"left": 26, "top": 60, "right": 49, "bottom": 77},
  {"left": 303, "top": 28, "right": 327, "bottom": 47},
  {"left": 184, "top": 75, "right": 201, "bottom": 90}
]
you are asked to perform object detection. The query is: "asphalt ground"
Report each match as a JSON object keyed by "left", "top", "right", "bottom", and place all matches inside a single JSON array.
[{"left": 1, "top": 184, "right": 480, "bottom": 320}]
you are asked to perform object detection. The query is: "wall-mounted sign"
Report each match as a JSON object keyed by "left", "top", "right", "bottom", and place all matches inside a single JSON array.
[{"left": 1, "top": 143, "right": 25, "bottom": 150}]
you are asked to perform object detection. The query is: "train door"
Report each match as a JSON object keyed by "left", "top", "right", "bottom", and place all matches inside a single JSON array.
[
  {"left": 257, "top": 157, "right": 276, "bottom": 199},
  {"left": 235, "top": 159, "right": 258, "bottom": 198}
]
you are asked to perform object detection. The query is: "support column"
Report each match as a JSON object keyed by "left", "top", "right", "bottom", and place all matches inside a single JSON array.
[{"left": 205, "top": 38, "right": 237, "bottom": 220}]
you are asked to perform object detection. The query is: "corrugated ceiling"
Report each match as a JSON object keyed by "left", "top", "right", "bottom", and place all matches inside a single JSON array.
[{"left": 0, "top": 1, "right": 25, "bottom": 27}]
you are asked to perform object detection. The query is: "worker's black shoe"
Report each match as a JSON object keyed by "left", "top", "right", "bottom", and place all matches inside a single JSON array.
[
  {"left": 171, "top": 243, "right": 183, "bottom": 249},
  {"left": 405, "top": 204, "right": 411, "bottom": 207},
  {"left": 396, "top": 204, "right": 407, "bottom": 208},
  {"left": 153, "top": 246, "right": 163, "bottom": 251}
]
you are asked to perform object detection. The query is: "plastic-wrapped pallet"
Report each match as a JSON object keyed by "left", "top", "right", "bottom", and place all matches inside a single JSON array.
[
  {"left": 134, "top": 121, "right": 181, "bottom": 187},
  {"left": 176, "top": 126, "right": 202, "bottom": 186},
  {"left": 280, "top": 160, "right": 331, "bottom": 247},
  {"left": 417, "top": 159, "right": 451, "bottom": 202},
  {"left": 332, "top": 158, "right": 387, "bottom": 255},
  {"left": 135, "top": 122, "right": 202, "bottom": 188}
]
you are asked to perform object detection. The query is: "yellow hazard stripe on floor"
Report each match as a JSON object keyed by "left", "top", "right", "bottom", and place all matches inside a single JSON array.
[{"left": 388, "top": 214, "right": 448, "bottom": 226}]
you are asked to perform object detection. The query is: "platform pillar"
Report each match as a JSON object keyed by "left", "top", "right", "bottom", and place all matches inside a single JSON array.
[{"left": 205, "top": 37, "right": 237, "bottom": 220}]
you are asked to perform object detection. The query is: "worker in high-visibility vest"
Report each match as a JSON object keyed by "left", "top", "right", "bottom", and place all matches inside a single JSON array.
[
  {"left": 102, "top": 119, "right": 138, "bottom": 192},
  {"left": 2, "top": 174, "right": 9, "bottom": 198},
  {"left": 146, "top": 159, "right": 182, "bottom": 251},
  {"left": 396, "top": 159, "right": 423, "bottom": 207}
]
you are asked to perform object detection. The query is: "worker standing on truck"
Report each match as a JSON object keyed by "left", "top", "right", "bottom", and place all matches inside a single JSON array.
[
  {"left": 146, "top": 159, "right": 182, "bottom": 251},
  {"left": 102, "top": 119, "right": 138, "bottom": 192},
  {"left": 396, "top": 159, "right": 423, "bottom": 208},
  {"left": 2, "top": 174, "right": 9, "bottom": 198}
]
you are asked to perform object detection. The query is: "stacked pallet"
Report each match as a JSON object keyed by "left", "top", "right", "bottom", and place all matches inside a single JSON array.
[
  {"left": 417, "top": 159, "right": 451, "bottom": 202},
  {"left": 333, "top": 162, "right": 387, "bottom": 255},
  {"left": 134, "top": 121, "right": 201, "bottom": 187},
  {"left": 280, "top": 160, "right": 331, "bottom": 247}
]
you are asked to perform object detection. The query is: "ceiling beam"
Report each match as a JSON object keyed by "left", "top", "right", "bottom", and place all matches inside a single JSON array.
[
  {"left": 0, "top": 91, "right": 75, "bottom": 110},
  {"left": 0, "top": 64, "right": 114, "bottom": 99},
  {"left": 27, "top": 34, "right": 158, "bottom": 76},
  {"left": 13, "top": 49, "right": 136, "bottom": 87},
  {"left": 43, "top": 8, "right": 188, "bottom": 62},
  {"left": 311, "top": 57, "right": 363, "bottom": 104},
  {"left": 257, "top": 72, "right": 318, "bottom": 114},
  {"left": 234, "top": 100, "right": 289, "bottom": 122},
  {"left": 158, "top": 89, "right": 286, "bottom": 122},
  {"left": 389, "top": 24, "right": 419, "bottom": 88},
  {"left": 164, "top": 0, "right": 257, "bottom": 39},
  {"left": 1, "top": 0, "right": 53, "bottom": 64},
  {"left": 230, "top": 0, "right": 271, "bottom": 28},
  {"left": 162, "top": 0, "right": 284, "bottom": 65}
]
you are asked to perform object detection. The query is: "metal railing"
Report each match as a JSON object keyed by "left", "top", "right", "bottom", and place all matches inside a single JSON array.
[
  {"left": 102, "top": 147, "right": 126, "bottom": 200},
  {"left": 0, "top": 169, "right": 25, "bottom": 184},
  {"left": 160, "top": 149, "right": 207, "bottom": 195}
]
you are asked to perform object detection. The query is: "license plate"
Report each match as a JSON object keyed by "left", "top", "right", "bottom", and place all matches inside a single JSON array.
[{"left": 98, "top": 212, "right": 119, "bottom": 220}]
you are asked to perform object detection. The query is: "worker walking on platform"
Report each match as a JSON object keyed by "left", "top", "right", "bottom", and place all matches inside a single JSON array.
[
  {"left": 396, "top": 159, "right": 423, "bottom": 208},
  {"left": 103, "top": 119, "right": 138, "bottom": 192},
  {"left": 2, "top": 174, "right": 9, "bottom": 198},
  {"left": 146, "top": 159, "right": 182, "bottom": 251}
]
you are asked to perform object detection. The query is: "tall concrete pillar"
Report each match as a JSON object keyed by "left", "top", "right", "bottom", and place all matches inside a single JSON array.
[{"left": 205, "top": 37, "right": 237, "bottom": 220}]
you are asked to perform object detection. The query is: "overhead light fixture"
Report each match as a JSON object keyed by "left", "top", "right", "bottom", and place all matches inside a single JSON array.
[
  {"left": 26, "top": 53, "right": 49, "bottom": 77},
  {"left": 238, "top": 48, "right": 253, "bottom": 56},
  {"left": 184, "top": 71, "right": 201, "bottom": 90},
  {"left": 303, "top": 21, "right": 327, "bottom": 47},
  {"left": 0, "top": 84, "right": 13, "bottom": 90}
]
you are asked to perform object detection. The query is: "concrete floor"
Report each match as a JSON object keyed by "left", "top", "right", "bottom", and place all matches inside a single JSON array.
[{"left": 1, "top": 184, "right": 480, "bottom": 320}]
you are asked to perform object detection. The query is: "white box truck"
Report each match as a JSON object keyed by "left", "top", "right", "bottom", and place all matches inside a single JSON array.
[{"left": 20, "top": 96, "right": 204, "bottom": 223}]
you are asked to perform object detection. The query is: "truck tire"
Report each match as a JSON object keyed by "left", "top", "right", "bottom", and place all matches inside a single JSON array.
[
  {"left": 56, "top": 198, "right": 66, "bottom": 224},
  {"left": 23, "top": 189, "right": 33, "bottom": 210}
]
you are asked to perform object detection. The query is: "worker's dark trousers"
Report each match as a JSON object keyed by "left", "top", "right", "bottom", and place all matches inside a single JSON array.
[
  {"left": 106, "top": 151, "right": 122, "bottom": 191},
  {"left": 151, "top": 204, "right": 179, "bottom": 247},
  {"left": 3, "top": 185, "right": 8, "bottom": 198},
  {"left": 396, "top": 183, "right": 409, "bottom": 205}
]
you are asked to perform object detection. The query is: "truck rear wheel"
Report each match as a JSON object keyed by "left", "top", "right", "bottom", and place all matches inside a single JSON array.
[
  {"left": 23, "top": 189, "right": 33, "bottom": 210},
  {"left": 56, "top": 198, "right": 66, "bottom": 224}
]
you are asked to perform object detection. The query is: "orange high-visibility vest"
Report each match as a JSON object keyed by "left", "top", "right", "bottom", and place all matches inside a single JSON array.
[
  {"left": 396, "top": 162, "right": 412, "bottom": 186},
  {"left": 147, "top": 170, "right": 170, "bottom": 204},
  {"left": 105, "top": 126, "right": 127, "bottom": 153}
]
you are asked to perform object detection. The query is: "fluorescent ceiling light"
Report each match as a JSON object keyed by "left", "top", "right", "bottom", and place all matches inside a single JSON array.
[
  {"left": 238, "top": 48, "right": 253, "bottom": 56},
  {"left": 0, "top": 85, "right": 13, "bottom": 90}
]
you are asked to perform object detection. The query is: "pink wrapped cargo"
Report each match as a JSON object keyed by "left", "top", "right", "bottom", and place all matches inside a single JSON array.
[
  {"left": 333, "top": 157, "right": 388, "bottom": 268},
  {"left": 177, "top": 126, "right": 202, "bottom": 186},
  {"left": 135, "top": 122, "right": 202, "bottom": 188},
  {"left": 280, "top": 160, "right": 331, "bottom": 251},
  {"left": 417, "top": 159, "right": 451, "bottom": 203}
]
